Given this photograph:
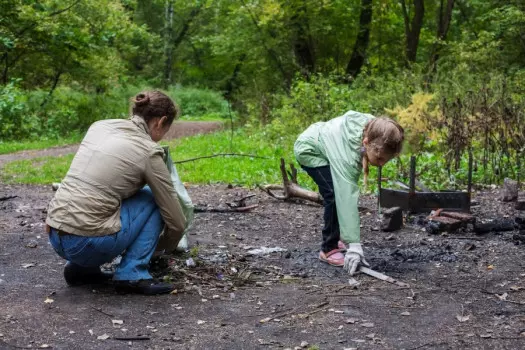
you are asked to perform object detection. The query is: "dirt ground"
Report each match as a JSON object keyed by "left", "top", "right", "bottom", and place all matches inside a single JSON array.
[
  {"left": 1, "top": 120, "right": 524, "bottom": 349},
  {"left": 1, "top": 181, "right": 525, "bottom": 350}
]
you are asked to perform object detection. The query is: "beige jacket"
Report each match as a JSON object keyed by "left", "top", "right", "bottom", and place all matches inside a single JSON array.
[{"left": 46, "top": 116, "right": 186, "bottom": 240}]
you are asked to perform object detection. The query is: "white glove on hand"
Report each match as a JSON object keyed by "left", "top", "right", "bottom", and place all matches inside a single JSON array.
[{"left": 343, "top": 243, "right": 370, "bottom": 276}]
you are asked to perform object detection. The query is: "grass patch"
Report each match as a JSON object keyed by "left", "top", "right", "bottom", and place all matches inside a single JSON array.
[
  {"left": 164, "top": 129, "right": 315, "bottom": 188},
  {"left": 2, "top": 154, "right": 73, "bottom": 184},
  {"left": 1, "top": 128, "right": 316, "bottom": 188},
  {"left": 0, "top": 134, "right": 83, "bottom": 155}
]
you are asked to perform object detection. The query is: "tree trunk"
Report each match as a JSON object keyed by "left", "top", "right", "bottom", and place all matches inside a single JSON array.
[
  {"left": 345, "top": 0, "right": 373, "bottom": 79},
  {"left": 40, "top": 69, "right": 62, "bottom": 108},
  {"left": 291, "top": 1, "right": 315, "bottom": 77},
  {"left": 163, "top": 0, "right": 174, "bottom": 89},
  {"left": 400, "top": 0, "right": 425, "bottom": 63},
  {"left": 2, "top": 53, "right": 8, "bottom": 85},
  {"left": 223, "top": 53, "right": 246, "bottom": 100},
  {"left": 428, "top": 0, "right": 455, "bottom": 78}
]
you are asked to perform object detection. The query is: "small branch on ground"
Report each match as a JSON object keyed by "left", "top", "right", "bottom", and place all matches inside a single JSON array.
[
  {"left": 194, "top": 204, "right": 258, "bottom": 213},
  {"left": 90, "top": 306, "right": 114, "bottom": 318},
  {"left": 0, "top": 195, "right": 17, "bottom": 201},
  {"left": 174, "top": 153, "right": 269, "bottom": 164},
  {"left": 114, "top": 336, "right": 150, "bottom": 341}
]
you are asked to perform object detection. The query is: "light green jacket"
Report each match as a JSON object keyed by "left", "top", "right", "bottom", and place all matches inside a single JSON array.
[{"left": 294, "top": 110, "right": 374, "bottom": 243}]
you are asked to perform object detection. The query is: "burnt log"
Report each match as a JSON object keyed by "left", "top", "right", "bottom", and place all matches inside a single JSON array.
[
  {"left": 425, "top": 216, "right": 463, "bottom": 234},
  {"left": 474, "top": 219, "right": 515, "bottom": 234}
]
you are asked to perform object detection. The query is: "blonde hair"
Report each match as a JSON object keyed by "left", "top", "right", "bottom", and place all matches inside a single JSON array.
[{"left": 364, "top": 117, "right": 405, "bottom": 157}]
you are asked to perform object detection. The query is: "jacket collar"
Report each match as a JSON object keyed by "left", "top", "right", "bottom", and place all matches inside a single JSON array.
[{"left": 130, "top": 115, "right": 151, "bottom": 137}]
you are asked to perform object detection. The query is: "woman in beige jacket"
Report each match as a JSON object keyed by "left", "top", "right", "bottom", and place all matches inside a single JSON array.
[{"left": 46, "top": 91, "right": 186, "bottom": 295}]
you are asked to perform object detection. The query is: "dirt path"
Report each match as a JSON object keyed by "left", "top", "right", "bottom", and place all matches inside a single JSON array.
[
  {"left": 1, "top": 183, "right": 524, "bottom": 349},
  {"left": 0, "top": 121, "right": 223, "bottom": 170}
]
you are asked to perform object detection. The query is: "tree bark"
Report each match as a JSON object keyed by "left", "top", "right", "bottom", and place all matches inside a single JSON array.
[
  {"left": 163, "top": 0, "right": 174, "bottom": 89},
  {"left": 400, "top": 0, "right": 425, "bottom": 63},
  {"left": 345, "top": 0, "right": 373, "bottom": 79}
]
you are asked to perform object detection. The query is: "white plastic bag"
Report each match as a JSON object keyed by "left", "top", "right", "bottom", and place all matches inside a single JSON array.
[{"left": 163, "top": 146, "right": 194, "bottom": 251}]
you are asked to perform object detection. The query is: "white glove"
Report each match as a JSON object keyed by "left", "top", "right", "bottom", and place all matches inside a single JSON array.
[{"left": 343, "top": 243, "right": 370, "bottom": 276}]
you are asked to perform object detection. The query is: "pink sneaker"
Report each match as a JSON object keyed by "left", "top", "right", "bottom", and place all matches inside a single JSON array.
[
  {"left": 319, "top": 249, "right": 345, "bottom": 267},
  {"left": 338, "top": 241, "right": 347, "bottom": 251}
]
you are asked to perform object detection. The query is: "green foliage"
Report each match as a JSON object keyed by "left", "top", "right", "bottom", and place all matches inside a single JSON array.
[
  {"left": 0, "top": 81, "right": 31, "bottom": 139},
  {"left": 167, "top": 86, "right": 230, "bottom": 119}
]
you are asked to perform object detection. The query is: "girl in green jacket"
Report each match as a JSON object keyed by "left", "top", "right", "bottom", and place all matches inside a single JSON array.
[{"left": 294, "top": 111, "right": 404, "bottom": 275}]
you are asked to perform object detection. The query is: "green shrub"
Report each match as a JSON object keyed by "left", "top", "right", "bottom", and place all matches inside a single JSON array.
[{"left": 167, "top": 86, "right": 229, "bottom": 119}]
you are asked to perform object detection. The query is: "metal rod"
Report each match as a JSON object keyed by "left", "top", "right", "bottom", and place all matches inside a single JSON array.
[
  {"left": 517, "top": 149, "right": 522, "bottom": 190},
  {"left": 467, "top": 149, "right": 473, "bottom": 196},
  {"left": 377, "top": 165, "right": 382, "bottom": 214},
  {"left": 409, "top": 156, "right": 416, "bottom": 194}
]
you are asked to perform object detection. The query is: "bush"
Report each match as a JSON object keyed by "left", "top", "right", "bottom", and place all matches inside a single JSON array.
[
  {"left": 167, "top": 86, "right": 229, "bottom": 119},
  {"left": 0, "top": 81, "right": 36, "bottom": 139}
]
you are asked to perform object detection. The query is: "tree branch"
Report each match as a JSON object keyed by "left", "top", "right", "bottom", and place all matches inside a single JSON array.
[{"left": 174, "top": 153, "right": 269, "bottom": 164}]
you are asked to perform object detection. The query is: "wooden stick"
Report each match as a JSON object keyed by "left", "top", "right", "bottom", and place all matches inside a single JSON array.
[{"left": 174, "top": 153, "right": 269, "bottom": 164}]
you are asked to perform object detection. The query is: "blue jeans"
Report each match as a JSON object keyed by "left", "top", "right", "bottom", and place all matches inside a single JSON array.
[
  {"left": 301, "top": 165, "right": 340, "bottom": 253},
  {"left": 49, "top": 187, "right": 164, "bottom": 281}
]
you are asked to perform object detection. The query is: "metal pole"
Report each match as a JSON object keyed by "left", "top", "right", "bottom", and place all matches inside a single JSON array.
[
  {"left": 377, "top": 165, "right": 382, "bottom": 214},
  {"left": 409, "top": 156, "right": 416, "bottom": 194},
  {"left": 409, "top": 156, "right": 416, "bottom": 212},
  {"left": 467, "top": 149, "right": 473, "bottom": 196}
]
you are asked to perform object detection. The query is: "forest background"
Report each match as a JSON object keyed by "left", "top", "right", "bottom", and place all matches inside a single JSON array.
[{"left": 1, "top": 0, "right": 524, "bottom": 190}]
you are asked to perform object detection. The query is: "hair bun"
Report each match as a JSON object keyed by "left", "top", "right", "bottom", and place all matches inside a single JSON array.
[{"left": 133, "top": 93, "right": 150, "bottom": 106}]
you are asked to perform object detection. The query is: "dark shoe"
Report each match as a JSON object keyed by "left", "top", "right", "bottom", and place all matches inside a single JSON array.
[
  {"left": 63, "top": 262, "right": 113, "bottom": 286},
  {"left": 114, "top": 279, "right": 175, "bottom": 295}
]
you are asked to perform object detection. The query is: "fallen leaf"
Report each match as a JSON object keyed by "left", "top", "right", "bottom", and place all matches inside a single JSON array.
[
  {"left": 400, "top": 311, "right": 411, "bottom": 316},
  {"left": 496, "top": 293, "right": 508, "bottom": 301},
  {"left": 259, "top": 317, "right": 272, "bottom": 324},
  {"left": 510, "top": 286, "right": 524, "bottom": 291},
  {"left": 44, "top": 298, "right": 54, "bottom": 304},
  {"left": 112, "top": 319, "right": 123, "bottom": 326},
  {"left": 345, "top": 318, "right": 358, "bottom": 324},
  {"left": 361, "top": 322, "right": 374, "bottom": 328},
  {"left": 197, "top": 320, "right": 206, "bottom": 325},
  {"left": 97, "top": 334, "right": 110, "bottom": 340},
  {"left": 338, "top": 325, "right": 343, "bottom": 330},
  {"left": 88, "top": 330, "right": 94, "bottom": 336},
  {"left": 487, "top": 265, "right": 494, "bottom": 270},
  {"left": 40, "top": 344, "right": 50, "bottom": 348},
  {"left": 300, "top": 341, "right": 309, "bottom": 348},
  {"left": 22, "top": 263, "right": 35, "bottom": 268},
  {"left": 479, "top": 334, "right": 492, "bottom": 338},
  {"left": 456, "top": 315, "right": 470, "bottom": 322}
]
